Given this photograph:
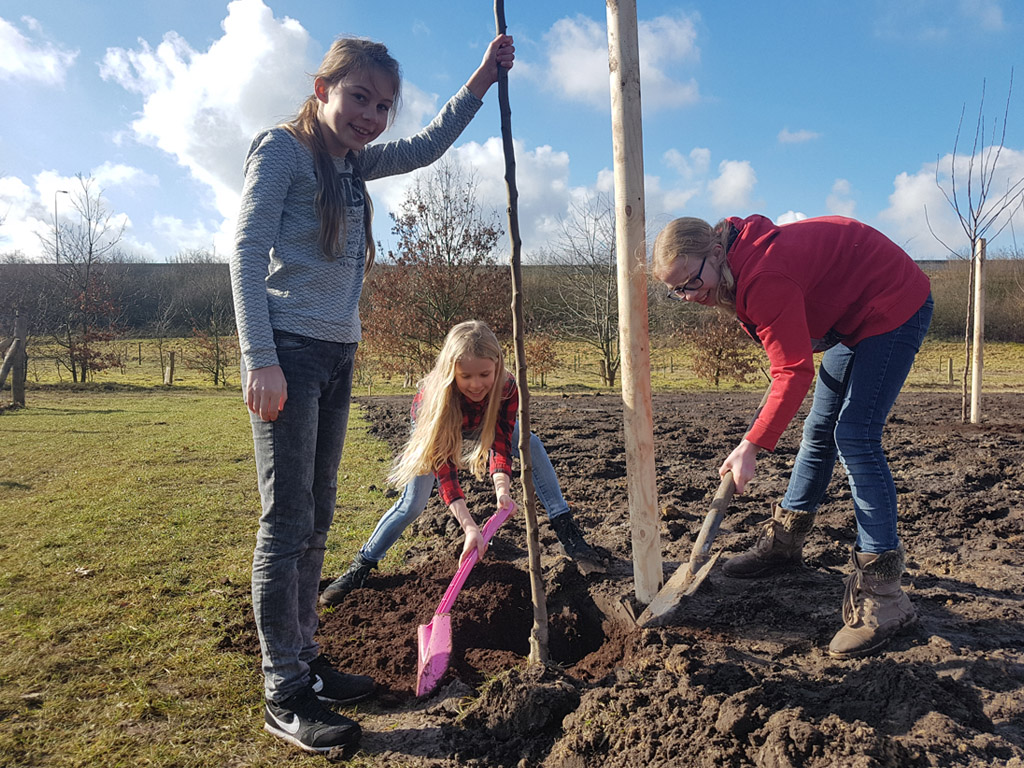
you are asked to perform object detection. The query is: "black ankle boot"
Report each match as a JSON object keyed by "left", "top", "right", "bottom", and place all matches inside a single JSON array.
[
  {"left": 550, "top": 511, "right": 604, "bottom": 566},
  {"left": 319, "top": 553, "right": 376, "bottom": 606}
]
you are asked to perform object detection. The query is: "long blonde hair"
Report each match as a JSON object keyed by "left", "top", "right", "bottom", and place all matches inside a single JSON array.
[
  {"left": 284, "top": 37, "right": 401, "bottom": 272},
  {"left": 651, "top": 217, "right": 737, "bottom": 313},
  {"left": 389, "top": 321, "right": 507, "bottom": 489}
]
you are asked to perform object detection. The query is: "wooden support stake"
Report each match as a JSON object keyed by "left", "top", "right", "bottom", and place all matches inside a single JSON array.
[
  {"left": 164, "top": 350, "right": 175, "bottom": 386},
  {"left": 970, "top": 238, "right": 985, "bottom": 424},
  {"left": 496, "top": 0, "right": 548, "bottom": 665},
  {"left": 9, "top": 316, "right": 28, "bottom": 406},
  {"left": 607, "top": 0, "right": 661, "bottom": 603}
]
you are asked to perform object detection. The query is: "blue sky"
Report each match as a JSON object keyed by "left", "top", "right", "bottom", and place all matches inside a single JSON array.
[{"left": 2, "top": 0, "right": 1022, "bottom": 262}]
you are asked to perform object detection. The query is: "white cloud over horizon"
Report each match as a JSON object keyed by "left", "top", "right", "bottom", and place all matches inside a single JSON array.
[
  {"left": 538, "top": 12, "right": 700, "bottom": 112},
  {"left": 878, "top": 147, "right": 1024, "bottom": 258},
  {"left": 0, "top": 15, "right": 77, "bottom": 84},
  {"left": 778, "top": 127, "right": 821, "bottom": 144}
]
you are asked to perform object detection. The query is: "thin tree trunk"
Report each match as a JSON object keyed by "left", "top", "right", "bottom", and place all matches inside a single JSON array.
[
  {"left": 961, "top": 246, "right": 976, "bottom": 423},
  {"left": 970, "top": 238, "right": 986, "bottom": 423},
  {"left": 495, "top": 0, "right": 548, "bottom": 666}
]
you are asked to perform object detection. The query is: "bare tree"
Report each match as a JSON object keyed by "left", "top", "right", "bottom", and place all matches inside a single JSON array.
[
  {"left": 537, "top": 193, "right": 620, "bottom": 386},
  {"left": 182, "top": 253, "right": 237, "bottom": 386},
  {"left": 928, "top": 71, "right": 1024, "bottom": 421},
  {"left": 37, "top": 174, "right": 127, "bottom": 382},
  {"left": 361, "top": 159, "right": 510, "bottom": 379}
]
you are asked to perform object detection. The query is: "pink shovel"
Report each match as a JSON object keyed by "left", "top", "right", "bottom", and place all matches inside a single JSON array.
[{"left": 415, "top": 501, "right": 517, "bottom": 697}]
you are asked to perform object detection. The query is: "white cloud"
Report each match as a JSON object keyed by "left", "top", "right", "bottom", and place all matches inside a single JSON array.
[
  {"left": 826, "top": 178, "right": 857, "bottom": 217},
  {"left": 539, "top": 12, "right": 700, "bottom": 111},
  {"left": 644, "top": 173, "right": 701, "bottom": 225},
  {"left": 541, "top": 15, "right": 611, "bottom": 108},
  {"left": 99, "top": 0, "right": 315, "bottom": 255},
  {"left": 664, "top": 147, "right": 710, "bottom": 179},
  {"left": 0, "top": 168, "right": 153, "bottom": 259},
  {"left": 778, "top": 128, "right": 821, "bottom": 144},
  {"left": 637, "top": 14, "right": 701, "bottom": 110},
  {"left": 959, "top": 0, "right": 1005, "bottom": 31},
  {"left": 874, "top": 0, "right": 1006, "bottom": 39},
  {"left": 92, "top": 162, "right": 159, "bottom": 191},
  {"left": 151, "top": 213, "right": 224, "bottom": 256},
  {"left": 708, "top": 160, "right": 757, "bottom": 211},
  {"left": 0, "top": 175, "right": 44, "bottom": 258},
  {"left": 371, "top": 137, "right": 576, "bottom": 262},
  {"left": 878, "top": 147, "right": 1024, "bottom": 258},
  {"left": 0, "top": 15, "right": 78, "bottom": 84},
  {"left": 776, "top": 211, "right": 808, "bottom": 225}
]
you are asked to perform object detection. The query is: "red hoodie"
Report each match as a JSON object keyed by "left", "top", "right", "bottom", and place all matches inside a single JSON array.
[{"left": 727, "top": 215, "right": 930, "bottom": 451}]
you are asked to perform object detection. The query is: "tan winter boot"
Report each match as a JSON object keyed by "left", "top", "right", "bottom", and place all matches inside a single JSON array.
[
  {"left": 828, "top": 546, "right": 918, "bottom": 658},
  {"left": 722, "top": 503, "right": 815, "bottom": 579}
]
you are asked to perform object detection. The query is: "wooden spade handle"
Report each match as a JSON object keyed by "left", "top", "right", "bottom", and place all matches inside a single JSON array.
[{"left": 687, "top": 471, "right": 736, "bottom": 573}]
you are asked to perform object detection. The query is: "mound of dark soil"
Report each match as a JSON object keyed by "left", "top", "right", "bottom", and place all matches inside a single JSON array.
[{"left": 225, "top": 391, "right": 1024, "bottom": 766}]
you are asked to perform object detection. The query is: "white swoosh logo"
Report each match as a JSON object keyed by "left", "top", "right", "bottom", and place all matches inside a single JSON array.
[
  {"left": 312, "top": 674, "right": 325, "bottom": 693},
  {"left": 267, "top": 708, "right": 301, "bottom": 735}
]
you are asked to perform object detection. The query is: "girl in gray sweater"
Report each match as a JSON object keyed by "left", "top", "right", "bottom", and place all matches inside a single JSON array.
[{"left": 230, "top": 33, "right": 514, "bottom": 755}]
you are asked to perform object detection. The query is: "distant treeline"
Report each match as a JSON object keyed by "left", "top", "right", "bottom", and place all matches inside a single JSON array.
[{"left": 1, "top": 259, "right": 1021, "bottom": 342}]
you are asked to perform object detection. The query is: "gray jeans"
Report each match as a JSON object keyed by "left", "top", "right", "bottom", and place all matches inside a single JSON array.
[{"left": 246, "top": 331, "right": 356, "bottom": 701}]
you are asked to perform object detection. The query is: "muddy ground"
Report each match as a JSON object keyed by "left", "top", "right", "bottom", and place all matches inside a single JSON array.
[{"left": 224, "top": 390, "right": 1023, "bottom": 766}]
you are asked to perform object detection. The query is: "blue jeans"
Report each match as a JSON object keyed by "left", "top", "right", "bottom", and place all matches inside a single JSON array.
[
  {"left": 246, "top": 331, "right": 357, "bottom": 701},
  {"left": 781, "top": 295, "right": 933, "bottom": 553},
  {"left": 360, "top": 423, "right": 569, "bottom": 562}
]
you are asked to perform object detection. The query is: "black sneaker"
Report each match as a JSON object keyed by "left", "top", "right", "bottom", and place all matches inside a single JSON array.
[
  {"left": 551, "top": 511, "right": 607, "bottom": 568},
  {"left": 264, "top": 685, "right": 361, "bottom": 753},
  {"left": 309, "top": 655, "right": 376, "bottom": 705},
  {"left": 320, "top": 553, "right": 376, "bottom": 606}
]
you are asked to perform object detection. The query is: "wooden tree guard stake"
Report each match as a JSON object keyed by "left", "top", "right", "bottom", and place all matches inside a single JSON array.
[
  {"left": 495, "top": 0, "right": 548, "bottom": 665},
  {"left": 607, "top": 0, "right": 662, "bottom": 603},
  {"left": 1, "top": 315, "right": 28, "bottom": 406},
  {"left": 970, "top": 238, "right": 986, "bottom": 424}
]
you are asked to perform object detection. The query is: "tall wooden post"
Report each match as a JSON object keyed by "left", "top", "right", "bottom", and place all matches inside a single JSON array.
[
  {"left": 0, "top": 316, "right": 27, "bottom": 399},
  {"left": 970, "top": 238, "right": 985, "bottom": 424},
  {"left": 607, "top": 0, "right": 661, "bottom": 603},
  {"left": 496, "top": 0, "right": 548, "bottom": 664},
  {"left": 11, "top": 315, "right": 27, "bottom": 406}
]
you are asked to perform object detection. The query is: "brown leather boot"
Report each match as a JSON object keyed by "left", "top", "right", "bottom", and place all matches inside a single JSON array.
[
  {"left": 722, "top": 503, "right": 815, "bottom": 578},
  {"left": 828, "top": 546, "right": 918, "bottom": 658}
]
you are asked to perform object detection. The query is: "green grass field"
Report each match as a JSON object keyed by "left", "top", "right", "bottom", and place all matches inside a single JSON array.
[{"left": 0, "top": 389, "right": 409, "bottom": 767}]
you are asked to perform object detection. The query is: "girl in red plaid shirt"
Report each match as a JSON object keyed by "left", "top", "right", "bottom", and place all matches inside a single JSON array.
[
  {"left": 390, "top": 320, "right": 518, "bottom": 564},
  {"left": 321, "top": 320, "right": 605, "bottom": 606}
]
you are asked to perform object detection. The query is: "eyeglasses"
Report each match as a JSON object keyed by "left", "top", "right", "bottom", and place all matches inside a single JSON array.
[{"left": 666, "top": 254, "right": 707, "bottom": 301}]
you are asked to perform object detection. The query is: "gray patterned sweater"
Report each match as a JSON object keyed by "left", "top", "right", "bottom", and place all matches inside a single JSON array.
[{"left": 230, "top": 85, "right": 483, "bottom": 371}]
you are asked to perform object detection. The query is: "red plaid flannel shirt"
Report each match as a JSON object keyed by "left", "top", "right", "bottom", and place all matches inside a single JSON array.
[{"left": 410, "top": 372, "right": 518, "bottom": 506}]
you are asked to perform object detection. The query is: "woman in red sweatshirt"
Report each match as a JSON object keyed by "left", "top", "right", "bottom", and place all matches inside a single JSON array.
[{"left": 652, "top": 214, "right": 932, "bottom": 658}]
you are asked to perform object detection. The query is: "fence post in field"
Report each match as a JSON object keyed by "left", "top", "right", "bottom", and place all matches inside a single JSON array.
[
  {"left": 496, "top": 0, "right": 549, "bottom": 665},
  {"left": 948, "top": 357, "right": 954, "bottom": 385},
  {"left": 607, "top": 0, "right": 662, "bottom": 603},
  {"left": 970, "top": 238, "right": 986, "bottom": 424},
  {"left": 1, "top": 315, "right": 28, "bottom": 406},
  {"left": 164, "top": 350, "right": 175, "bottom": 386}
]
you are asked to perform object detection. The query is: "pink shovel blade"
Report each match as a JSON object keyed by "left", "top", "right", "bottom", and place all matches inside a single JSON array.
[{"left": 415, "top": 613, "right": 452, "bottom": 696}]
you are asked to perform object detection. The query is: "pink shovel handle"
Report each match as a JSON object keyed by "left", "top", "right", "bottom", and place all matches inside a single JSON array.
[{"left": 434, "top": 501, "right": 516, "bottom": 615}]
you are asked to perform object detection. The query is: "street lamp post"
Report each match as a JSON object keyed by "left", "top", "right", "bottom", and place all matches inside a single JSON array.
[{"left": 54, "top": 189, "right": 69, "bottom": 264}]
